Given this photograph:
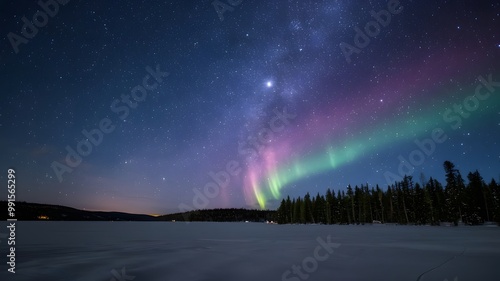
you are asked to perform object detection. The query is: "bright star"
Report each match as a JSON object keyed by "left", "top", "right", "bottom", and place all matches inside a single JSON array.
[{"left": 266, "top": 81, "right": 273, "bottom": 88}]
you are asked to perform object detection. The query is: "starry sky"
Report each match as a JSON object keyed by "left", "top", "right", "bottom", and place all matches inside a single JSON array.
[{"left": 1, "top": 0, "right": 499, "bottom": 215}]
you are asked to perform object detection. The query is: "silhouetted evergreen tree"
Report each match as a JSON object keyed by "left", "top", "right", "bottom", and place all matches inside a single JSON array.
[
  {"left": 489, "top": 179, "right": 500, "bottom": 223},
  {"left": 376, "top": 185, "right": 385, "bottom": 223},
  {"left": 313, "top": 193, "right": 326, "bottom": 224},
  {"left": 338, "top": 190, "right": 346, "bottom": 224},
  {"left": 296, "top": 197, "right": 304, "bottom": 223},
  {"left": 444, "top": 161, "right": 465, "bottom": 224},
  {"left": 325, "top": 188, "right": 334, "bottom": 224},
  {"left": 285, "top": 196, "right": 292, "bottom": 223},
  {"left": 346, "top": 185, "right": 355, "bottom": 224},
  {"left": 414, "top": 183, "right": 426, "bottom": 224},
  {"left": 277, "top": 199, "right": 285, "bottom": 224},
  {"left": 304, "top": 193, "right": 313, "bottom": 223},
  {"left": 386, "top": 185, "right": 395, "bottom": 223},
  {"left": 466, "top": 171, "right": 489, "bottom": 224},
  {"left": 354, "top": 185, "right": 362, "bottom": 224},
  {"left": 291, "top": 198, "right": 297, "bottom": 223},
  {"left": 426, "top": 177, "right": 446, "bottom": 223}
]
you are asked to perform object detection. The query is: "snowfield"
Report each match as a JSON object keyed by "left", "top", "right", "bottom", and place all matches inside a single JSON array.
[{"left": 0, "top": 222, "right": 499, "bottom": 281}]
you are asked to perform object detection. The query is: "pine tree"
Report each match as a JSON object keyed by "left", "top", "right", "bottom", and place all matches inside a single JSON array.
[
  {"left": 347, "top": 185, "right": 355, "bottom": 224},
  {"left": 414, "top": 182, "right": 425, "bottom": 224},
  {"left": 355, "top": 185, "right": 363, "bottom": 224},
  {"left": 443, "top": 161, "right": 465, "bottom": 224},
  {"left": 489, "top": 179, "right": 500, "bottom": 223},
  {"left": 363, "top": 185, "right": 372, "bottom": 223},
  {"left": 376, "top": 185, "right": 385, "bottom": 223},
  {"left": 325, "top": 188, "right": 334, "bottom": 224},
  {"left": 295, "top": 197, "right": 303, "bottom": 223},
  {"left": 314, "top": 193, "right": 326, "bottom": 224},
  {"left": 291, "top": 198, "right": 296, "bottom": 223},
  {"left": 399, "top": 178, "right": 410, "bottom": 224},
  {"left": 285, "top": 196, "right": 292, "bottom": 223},
  {"left": 304, "top": 193, "right": 313, "bottom": 223},
  {"left": 387, "top": 185, "right": 394, "bottom": 223},
  {"left": 434, "top": 178, "right": 446, "bottom": 222},
  {"left": 338, "top": 190, "right": 346, "bottom": 224},
  {"left": 331, "top": 189, "right": 339, "bottom": 223},
  {"left": 277, "top": 199, "right": 286, "bottom": 224},
  {"left": 467, "top": 171, "right": 489, "bottom": 224}
]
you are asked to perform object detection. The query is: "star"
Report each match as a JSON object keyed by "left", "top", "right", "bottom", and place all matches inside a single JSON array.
[{"left": 266, "top": 81, "right": 273, "bottom": 88}]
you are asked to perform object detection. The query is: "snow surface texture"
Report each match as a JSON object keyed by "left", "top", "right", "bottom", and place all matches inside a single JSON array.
[{"left": 0, "top": 222, "right": 499, "bottom": 281}]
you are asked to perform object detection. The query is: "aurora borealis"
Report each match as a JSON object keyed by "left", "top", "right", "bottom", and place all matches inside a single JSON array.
[
  {"left": 1, "top": 1, "right": 499, "bottom": 214},
  {"left": 244, "top": 53, "right": 500, "bottom": 208}
]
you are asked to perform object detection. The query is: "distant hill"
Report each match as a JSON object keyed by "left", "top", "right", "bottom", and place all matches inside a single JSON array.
[
  {"left": 0, "top": 201, "right": 276, "bottom": 222},
  {"left": 158, "top": 208, "right": 277, "bottom": 222},
  {"left": 0, "top": 201, "right": 158, "bottom": 221}
]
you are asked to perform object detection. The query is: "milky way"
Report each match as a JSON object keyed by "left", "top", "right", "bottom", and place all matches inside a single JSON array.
[{"left": 1, "top": 1, "right": 499, "bottom": 214}]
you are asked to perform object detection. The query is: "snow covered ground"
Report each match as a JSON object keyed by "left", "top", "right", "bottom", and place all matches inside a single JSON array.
[{"left": 0, "top": 221, "right": 499, "bottom": 281}]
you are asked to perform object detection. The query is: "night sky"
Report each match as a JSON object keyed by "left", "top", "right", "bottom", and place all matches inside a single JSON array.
[{"left": 1, "top": 0, "right": 499, "bottom": 215}]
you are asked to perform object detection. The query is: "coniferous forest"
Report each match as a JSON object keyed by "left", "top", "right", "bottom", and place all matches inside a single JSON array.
[{"left": 276, "top": 161, "right": 500, "bottom": 226}]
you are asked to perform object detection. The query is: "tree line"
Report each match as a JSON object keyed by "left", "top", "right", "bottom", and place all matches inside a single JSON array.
[
  {"left": 276, "top": 161, "right": 500, "bottom": 225},
  {"left": 159, "top": 208, "right": 276, "bottom": 222}
]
